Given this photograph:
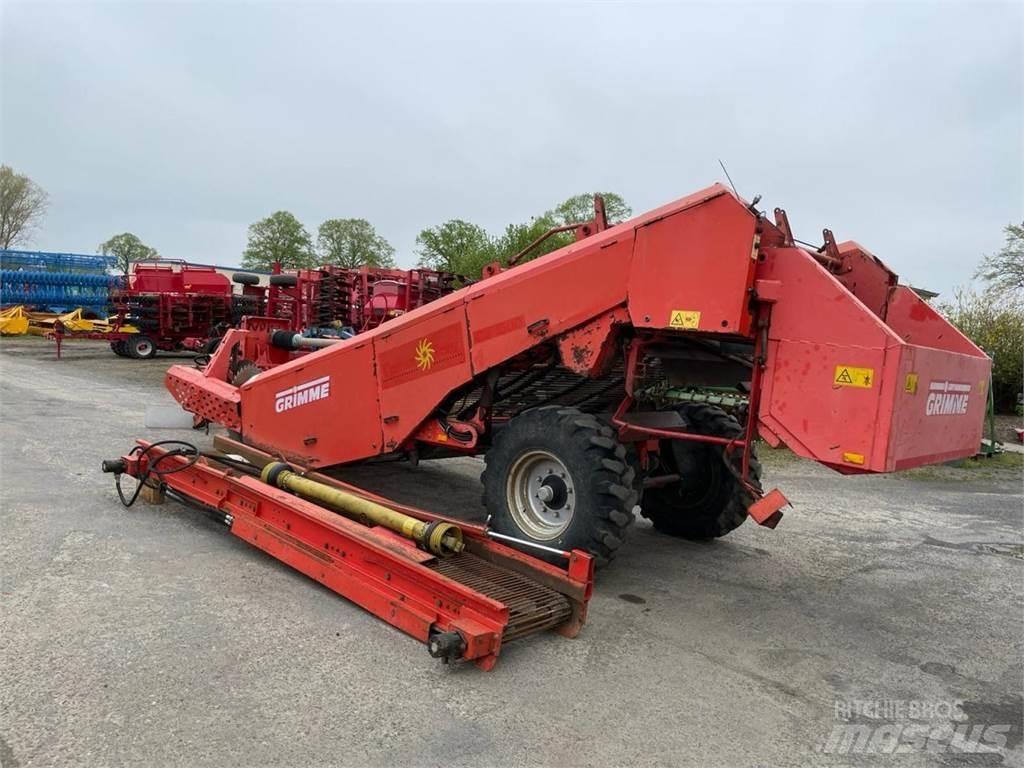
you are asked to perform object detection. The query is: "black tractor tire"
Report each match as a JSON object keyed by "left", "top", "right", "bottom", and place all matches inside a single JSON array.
[
  {"left": 110, "top": 340, "right": 129, "bottom": 357},
  {"left": 126, "top": 335, "right": 157, "bottom": 360},
  {"left": 482, "top": 406, "right": 637, "bottom": 568},
  {"left": 641, "top": 404, "right": 761, "bottom": 540},
  {"left": 232, "top": 272, "right": 260, "bottom": 286},
  {"left": 269, "top": 274, "right": 298, "bottom": 287}
]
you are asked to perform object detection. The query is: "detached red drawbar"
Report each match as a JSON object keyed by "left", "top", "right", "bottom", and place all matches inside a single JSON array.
[{"left": 104, "top": 439, "right": 593, "bottom": 671}]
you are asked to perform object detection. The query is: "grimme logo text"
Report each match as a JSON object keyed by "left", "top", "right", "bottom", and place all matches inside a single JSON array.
[
  {"left": 925, "top": 381, "right": 970, "bottom": 416},
  {"left": 275, "top": 376, "right": 331, "bottom": 413}
]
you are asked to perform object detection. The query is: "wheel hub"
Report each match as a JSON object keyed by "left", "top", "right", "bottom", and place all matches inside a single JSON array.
[{"left": 506, "top": 450, "right": 575, "bottom": 541}]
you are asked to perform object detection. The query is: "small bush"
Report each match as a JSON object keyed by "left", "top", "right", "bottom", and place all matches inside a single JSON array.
[{"left": 937, "top": 288, "right": 1023, "bottom": 413}]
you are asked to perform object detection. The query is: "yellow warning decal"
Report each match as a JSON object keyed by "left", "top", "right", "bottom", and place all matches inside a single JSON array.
[
  {"left": 842, "top": 452, "right": 865, "bottom": 465},
  {"left": 834, "top": 365, "right": 874, "bottom": 388},
  {"left": 904, "top": 373, "right": 918, "bottom": 394},
  {"left": 668, "top": 310, "right": 701, "bottom": 329}
]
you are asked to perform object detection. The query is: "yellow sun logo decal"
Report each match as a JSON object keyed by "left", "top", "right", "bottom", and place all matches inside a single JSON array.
[{"left": 414, "top": 338, "right": 435, "bottom": 371}]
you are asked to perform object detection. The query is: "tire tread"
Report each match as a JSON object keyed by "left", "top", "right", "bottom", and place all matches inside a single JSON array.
[{"left": 482, "top": 406, "right": 635, "bottom": 567}]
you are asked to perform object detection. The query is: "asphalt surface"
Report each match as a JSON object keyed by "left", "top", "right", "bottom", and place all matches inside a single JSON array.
[{"left": 1, "top": 336, "right": 1022, "bottom": 768}]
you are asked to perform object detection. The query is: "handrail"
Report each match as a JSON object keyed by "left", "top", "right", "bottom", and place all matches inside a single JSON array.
[{"left": 506, "top": 223, "right": 580, "bottom": 267}]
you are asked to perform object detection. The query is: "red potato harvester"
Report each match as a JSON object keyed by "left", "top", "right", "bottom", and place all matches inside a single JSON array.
[{"left": 104, "top": 183, "right": 990, "bottom": 668}]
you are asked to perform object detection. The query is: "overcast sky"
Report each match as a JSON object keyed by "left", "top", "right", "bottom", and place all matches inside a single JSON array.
[{"left": 2, "top": 1, "right": 1021, "bottom": 294}]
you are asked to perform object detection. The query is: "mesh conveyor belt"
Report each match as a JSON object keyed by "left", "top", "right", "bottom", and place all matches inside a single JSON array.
[{"left": 428, "top": 553, "right": 572, "bottom": 642}]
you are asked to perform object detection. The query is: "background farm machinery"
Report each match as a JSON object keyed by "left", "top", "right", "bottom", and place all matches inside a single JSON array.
[
  {"left": 232, "top": 264, "right": 458, "bottom": 336},
  {"left": 0, "top": 253, "right": 235, "bottom": 357},
  {"left": 1, "top": 250, "right": 459, "bottom": 358},
  {"left": 0, "top": 250, "right": 121, "bottom": 311},
  {"left": 93, "top": 262, "right": 457, "bottom": 358}
]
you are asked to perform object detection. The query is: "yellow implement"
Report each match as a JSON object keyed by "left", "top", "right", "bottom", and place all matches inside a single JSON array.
[
  {"left": 31, "top": 307, "right": 136, "bottom": 334},
  {"left": 0, "top": 306, "right": 30, "bottom": 336},
  {"left": 0, "top": 306, "right": 137, "bottom": 336}
]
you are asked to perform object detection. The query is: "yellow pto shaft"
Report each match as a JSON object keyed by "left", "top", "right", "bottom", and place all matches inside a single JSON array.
[{"left": 260, "top": 462, "right": 464, "bottom": 557}]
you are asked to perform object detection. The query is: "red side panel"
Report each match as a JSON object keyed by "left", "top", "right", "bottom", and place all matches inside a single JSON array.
[
  {"left": 130, "top": 265, "right": 180, "bottom": 293},
  {"left": 375, "top": 303, "right": 474, "bottom": 452},
  {"left": 627, "top": 191, "right": 758, "bottom": 335},
  {"left": 129, "top": 264, "right": 230, "bottom": 295},
  {"left": 756, "top": 243, "right": 904, "bottom": 470},
  {"left": 757, "top": 339, "right": 894, "bottom": 471},
  {"left": 883, "top": 286, "right": 989, "bottom": 469},
  {"left": 179, "top": 267, "right": 231, "bottom": 294},
  {"left": 756, "top": 246, "right": 990, "bottom": 473},
  {"left": 884, "top": 286, "right": 983, "bottom": 356},
  {"left": 887, "top": 344, "right": 990, "bottom": 470},
  {"left": 465, "top": 233, "right": 634, "bottom": 372},
  {"left": 240, "top": 340, "right": 383, "bottom": 466}
]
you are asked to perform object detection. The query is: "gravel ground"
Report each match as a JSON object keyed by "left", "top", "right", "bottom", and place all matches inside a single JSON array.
[{"left": 1, "top": 336, "right": 1022, "bottom": 768}]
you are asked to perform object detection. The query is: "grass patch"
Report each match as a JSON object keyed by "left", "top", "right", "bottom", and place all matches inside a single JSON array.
[
  {"left": 757, "top": 445, "right": 804, "bottom": 469},
  {"left": 902, "top": 450, "right": 1023, "bottom": 482},
  {"left": 756, "top": 441, "right": 1022, "bottom": 483}
]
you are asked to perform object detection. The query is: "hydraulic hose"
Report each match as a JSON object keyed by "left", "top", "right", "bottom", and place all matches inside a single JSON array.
[{"left": 102, "top": 440, "right": 200, "bottom": 507}]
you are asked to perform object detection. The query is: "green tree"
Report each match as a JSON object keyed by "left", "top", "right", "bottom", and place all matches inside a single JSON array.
[
  {"left": 975, "top": 222, "right": 1024, "bottom": 300},
  {"left": 415, "top": 220, "right": 496, "bottom": 277},
  {"left": 317, "top": 218, "right": 395, "bottom": 268},
  {"left": 552, "top": 192, "right": 632, "bottom": 226},
  {"left": 242, "top": 211, "right": 315, "bottom": 270},
  {"left": 414, "top": 191, "right": 632, "bottom": 278},
  {"left": 99, "top": 232, "right": 159, "bottom": 275},
  {"left": 939, "top": 288, "right": 1023, "bottom": 412},
  {"left": 0, "top": 165, "right": 48, "bottom": 248}
]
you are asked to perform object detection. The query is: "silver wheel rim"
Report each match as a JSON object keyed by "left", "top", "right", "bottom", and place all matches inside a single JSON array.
[
  {"left": 135, "top": 339, "right": 153, "bottom": 356},
  {"left": 506, "top": 449, "right": 575, "bottom": 541}
]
